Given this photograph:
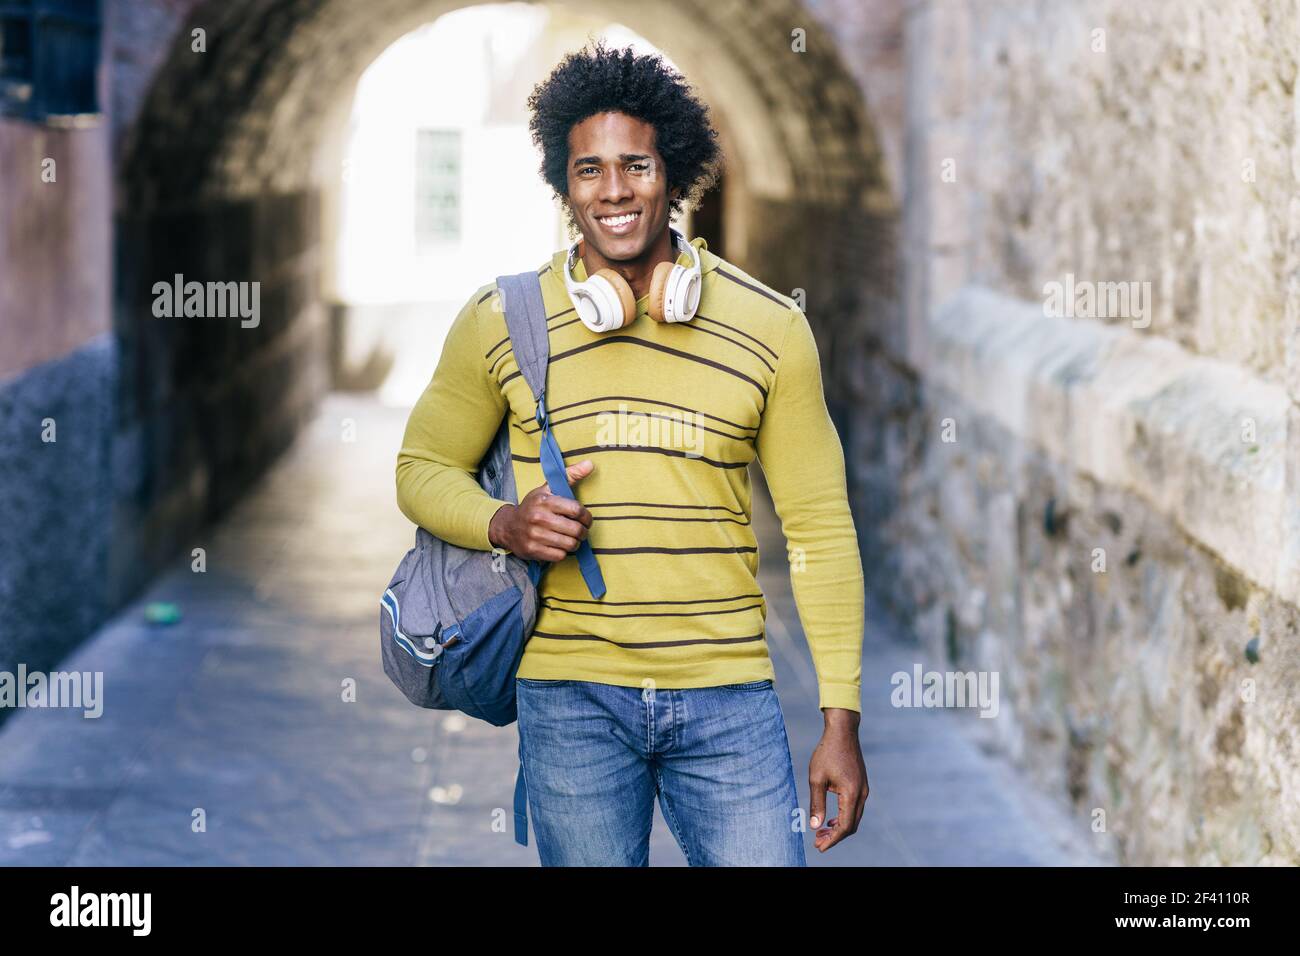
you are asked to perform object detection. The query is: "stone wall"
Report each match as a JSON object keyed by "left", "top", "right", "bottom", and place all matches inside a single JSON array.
[
  {"left": 0, "top": 0, "right": 330, "bottom": 702},
  {"left": 102, "top": 0, "right": 332, "bottom": 604},
  {"left": 0, "top": 338, "right": 115, "bottom": 698},
  {"left": 0, "top": 41, "right": 114, "bottom": 699},
  {"left": 110, "top": 190, "right": 327, "bottom": 603},
  {"left": 888, "top": 0, "right": 1300, "bottom": 863}
]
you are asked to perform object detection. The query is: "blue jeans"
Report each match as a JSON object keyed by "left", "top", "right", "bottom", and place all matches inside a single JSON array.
[{"left": 515, "top": 677, "right": 806, "bottom": 866}]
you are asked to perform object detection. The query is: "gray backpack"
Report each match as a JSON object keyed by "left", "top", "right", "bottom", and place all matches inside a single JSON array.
[{"left": 379, "top": 269, "right": 606, "bottom": 846}]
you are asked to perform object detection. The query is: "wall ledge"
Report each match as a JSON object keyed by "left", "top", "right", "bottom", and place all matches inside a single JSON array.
[{"left": 930, "top": 284, "right": 1294, "bottom": 603}]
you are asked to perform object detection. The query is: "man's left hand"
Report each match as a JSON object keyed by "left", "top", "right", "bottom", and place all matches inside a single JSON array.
[{"left": 807, "top": 707, "right": 868, "bottom": 852}]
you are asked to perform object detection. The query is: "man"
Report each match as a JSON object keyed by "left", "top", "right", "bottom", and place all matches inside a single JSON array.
[{"left": 396, "top": 40, "right": 867, "bottom": 866}]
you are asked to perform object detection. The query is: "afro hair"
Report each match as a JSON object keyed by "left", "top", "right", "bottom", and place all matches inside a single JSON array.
[{"left": 526, "top": 37, "right": 724, "bottom": 237}]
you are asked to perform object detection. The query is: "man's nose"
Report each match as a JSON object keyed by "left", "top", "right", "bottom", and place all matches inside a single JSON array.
[{"left": 600, "top": 167, "right": 633, "bottom": 202}]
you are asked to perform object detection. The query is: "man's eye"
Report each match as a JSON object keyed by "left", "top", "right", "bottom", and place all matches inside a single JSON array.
[
  {"left": 579, "top": 166, "right": 599, "bottom": 175},
  {"left": 629, "top": 163, "right": 648, "bottom": 171}
]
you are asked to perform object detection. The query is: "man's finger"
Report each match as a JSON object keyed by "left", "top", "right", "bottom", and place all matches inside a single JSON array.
[
  {"left": 814, "top": 788, "right": 862, "bottom": 851},
  {"left": 538, "top": 512, "right": 588, "bottom": 542},
  {"left": 565, "top": 459, "right": 594, "bottom": 484},
  {"left": 808, "top": 776, "right": 828, "bottom": 831},
  {"left": 852, "top": 782, "right": 869, "bottom": 833},
  {"left": 529, "top": 527, "right": 582, "bottom": 556},
  {"left": 544, "top": 494, "right": 592, "bottom": 527}
]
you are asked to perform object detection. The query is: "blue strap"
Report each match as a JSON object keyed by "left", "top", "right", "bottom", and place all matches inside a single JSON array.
[
  {"left": 513, "top": 758, "right": 529, "bottom": 846},
  {"left": 526, "top": 558, "right": 543, "bottom": 588},
  {"left": 535, "top": 387, "right": 606, "bottom": 599}
]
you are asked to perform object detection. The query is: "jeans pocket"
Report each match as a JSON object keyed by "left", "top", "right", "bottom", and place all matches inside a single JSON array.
[
  {"left": 720, "top": 679, "right": 773, "bottom": 691},
  {"left": 516, "top": 677, "right": 572, "bottom": 687}
]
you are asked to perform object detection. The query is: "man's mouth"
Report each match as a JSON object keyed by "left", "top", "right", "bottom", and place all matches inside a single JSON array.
[{"left": 595, "top": 211, "right": 641, "bottom": 236}]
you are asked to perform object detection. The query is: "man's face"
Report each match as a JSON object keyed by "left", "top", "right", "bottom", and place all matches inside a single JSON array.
[{"left": 565, "top": 110, "right": 680, "bottom": 261}]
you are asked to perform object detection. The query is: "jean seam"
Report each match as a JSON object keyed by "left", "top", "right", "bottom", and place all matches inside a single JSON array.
[
  {"left": 645, "top": 687, "right": 654, "bottom": 755},
  {"left": 669, "top": 689, "right": 679, "bottom": 752},
  {"left": 770, "top": 689, "right": 806, "bottom": 867},
  {"left": 655, "top": 765, "right": 692, "bottom": 866}
]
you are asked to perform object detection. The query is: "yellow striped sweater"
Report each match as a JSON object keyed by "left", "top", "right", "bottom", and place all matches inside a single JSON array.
[{"left": 395, "top": 235, "right": 864, "bottom": 711}]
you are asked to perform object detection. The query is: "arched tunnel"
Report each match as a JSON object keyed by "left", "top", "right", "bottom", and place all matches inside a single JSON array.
[{"left": 111, "top": 0, "right": 898, "bottom": 606}]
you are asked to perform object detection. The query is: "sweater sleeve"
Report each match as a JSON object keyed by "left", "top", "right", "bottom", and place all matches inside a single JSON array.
[
  {"left": 395, "top": 289, "right": 512, "bottom": 551},
  {"left": 753, "top": 305, "right": 865, "bottom": 713}
]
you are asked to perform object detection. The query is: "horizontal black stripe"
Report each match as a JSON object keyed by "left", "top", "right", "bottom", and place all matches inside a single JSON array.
[
  {"left": 544, "top": 592, "right": 764, "bottom": 606},
  {"left": 715, "top": 267, "right": 788, "bottom": 308},
  {"left": 590, "top": 545, "right": 759, "bottom": 555},
  {"left": 547, "top": 314, "right": 585, "bottom": 337},
  {"left": 502, "top": 336, "right": 768, "bottom": 401},
  {"left": 484, "top": 305, "right": 575, "bottom": 360},
  {"left": 511, "top": 445, "right": 749, "bottom": 468},
  {"left": 675, "top": 321, "right": 776, "bottom": 373},
  {"left": 544, "top": 394, "right": 758, "bottom": 432},
  {"left": 586, "top": 500, "right": 746, "bottom": 514},
  {"left": 530, "top": 630, "right": 767, "bottom": 649},
  {"left": 515, "top": 407, "right": 755, "bottom": 444},
  {"left": 507, "top": 498, "right": 750, "bottom": 523},
  {"left": 539, "top": 603, "right": 763, "bottom": 619},
  {"left": 694, "top": 315, "right": 781, "bottom": 361},
  {"left": 589, "top": 513, "right": 751, "bottom": 526}
]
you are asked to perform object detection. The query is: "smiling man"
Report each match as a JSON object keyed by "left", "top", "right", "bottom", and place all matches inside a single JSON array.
[{"left": 395, "top": 39, "right": 867, "bottom": 866}]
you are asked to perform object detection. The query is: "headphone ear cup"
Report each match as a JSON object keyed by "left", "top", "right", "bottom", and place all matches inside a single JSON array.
[
  {"left": 590, "top": 268, "right": 637, "bottom": 330},
  {"left": 647, "top": 261, "right": 677, "bottom": 323}
]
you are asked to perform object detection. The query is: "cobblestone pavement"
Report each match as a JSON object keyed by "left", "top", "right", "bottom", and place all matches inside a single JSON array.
[{"left": 0, "top": 393, "right": 1114, "bottom": 866}]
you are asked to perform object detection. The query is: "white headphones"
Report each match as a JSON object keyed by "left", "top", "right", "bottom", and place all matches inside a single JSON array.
[{"left": 562, "top": 226, "right": 702, "bottom": 333}]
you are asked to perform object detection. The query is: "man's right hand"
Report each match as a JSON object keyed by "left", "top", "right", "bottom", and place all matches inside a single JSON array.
[{"left": 488, "top": 460, "right": 594, "bottom": 561}]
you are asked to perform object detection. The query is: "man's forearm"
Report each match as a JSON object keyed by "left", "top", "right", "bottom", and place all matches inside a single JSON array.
[
  {"left": 754, "top": 305, "right": 866, "bottom": 714},
  {"left": 395, "top": 455, "right": 511, "bottom": 551}
]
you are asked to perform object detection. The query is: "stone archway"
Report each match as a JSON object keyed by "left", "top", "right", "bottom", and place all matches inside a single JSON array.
[{"left": 111, "top": 0, "right": 896, "bottom": 600}]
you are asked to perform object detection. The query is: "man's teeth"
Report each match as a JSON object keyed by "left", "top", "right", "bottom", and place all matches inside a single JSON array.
[{"left": 600, "top": 213, "right": 640, "bottom": 225}]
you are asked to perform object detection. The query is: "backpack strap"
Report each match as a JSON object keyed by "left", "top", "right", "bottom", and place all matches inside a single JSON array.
[
  {"left": 496, "top": 269, "right": 607, "bottom": 851},
  {"left": 497, "top": 271, "right": 550, "bottom": 400},
  {"left": 495, "top": 271, "right": 607, "bottom": 600},
  {"left": 513, "top": 748, "right": 529, "bottom": 847}
]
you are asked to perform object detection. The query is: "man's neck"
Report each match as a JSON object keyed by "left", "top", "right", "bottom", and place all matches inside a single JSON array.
[{"left": 578, "top": 228, "right": 676, "bottom": 301}]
